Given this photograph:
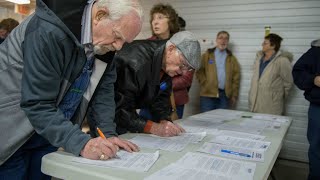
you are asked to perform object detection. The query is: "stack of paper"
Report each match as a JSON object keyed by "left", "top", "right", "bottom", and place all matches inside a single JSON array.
[
  {"left": 72, "top": 150, "right": 159, "bottom": 172},
  {"left": 129, "top": 132, "right": 206, "bottom": 152},
  {"left": 145, "top": 152, "right": 256, "bottom": 180}
]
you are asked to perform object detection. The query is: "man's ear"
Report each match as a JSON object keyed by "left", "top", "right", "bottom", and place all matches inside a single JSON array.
[
  {"left": 93, "top": 8, "right": 109, "bottom": 25},
  {"left": 168, "top": 44, "right": 176, "bottom": 54}
]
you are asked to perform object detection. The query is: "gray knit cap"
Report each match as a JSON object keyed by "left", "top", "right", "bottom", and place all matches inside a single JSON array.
[{"left": 169, "top": 31, "right": 201, "bottom": 70}]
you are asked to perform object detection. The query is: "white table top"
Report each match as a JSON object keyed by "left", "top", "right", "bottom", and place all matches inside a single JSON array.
[{"left": 42, "top": 109, "right": 291, "bottom": 180}]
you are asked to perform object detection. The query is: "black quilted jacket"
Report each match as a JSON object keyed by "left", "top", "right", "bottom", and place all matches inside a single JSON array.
[{"left": 114, "top": 40, "right": 172, "bottom": 134}]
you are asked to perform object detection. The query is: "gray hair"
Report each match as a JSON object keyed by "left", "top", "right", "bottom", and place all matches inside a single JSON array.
[{"left": 96, "top": 0, "right": 143, "bottom": 21}]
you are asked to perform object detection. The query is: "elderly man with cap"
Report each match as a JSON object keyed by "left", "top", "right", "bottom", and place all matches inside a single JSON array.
[{"left": 89, "top": 31, "right": 200, "bottom": 137}]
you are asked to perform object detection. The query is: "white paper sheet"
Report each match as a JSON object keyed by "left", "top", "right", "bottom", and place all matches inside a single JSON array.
[
  {"left": 176, "top": 152, "right": 256, "bottom": 179},
  {"left": 71, "top": 150, "right": 159, "bottom": 172},
  {"left": 129, "top": 135, "right": 189, "bottom": 151},
  {"left": 197, "top": 142, "right": 265, "bottom": 162},
  {"left": 167, "top": 132, "right": 206, "bottom": 143},
  {"left": 217, "top": 122, "right": 264, "bottom": 134},
  {"left": 217, "top": 130, "right": 266, "bottom": 140},
  {"left": 210, "top": 136, "right": 271, "bottom": 151},
  {"left": 144, "top": 163, "right": 233, "bottom": 180}
]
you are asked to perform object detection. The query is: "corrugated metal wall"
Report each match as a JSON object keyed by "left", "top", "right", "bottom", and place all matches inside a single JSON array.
[{"left": 137, "top": 0, "right": 320, "bottom": 162}]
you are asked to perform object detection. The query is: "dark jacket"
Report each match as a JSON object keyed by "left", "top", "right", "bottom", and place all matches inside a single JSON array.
[
  {"left": 292, "top": 39, "right": 320, "bottom": 105},
  {"left": 113, "top": 40, "right": 172, "bottom": 134}
]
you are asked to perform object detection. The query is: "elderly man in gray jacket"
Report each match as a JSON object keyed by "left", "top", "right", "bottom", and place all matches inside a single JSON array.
[{"left": 0, "top": 0, "right": 143, "bottom": 179}]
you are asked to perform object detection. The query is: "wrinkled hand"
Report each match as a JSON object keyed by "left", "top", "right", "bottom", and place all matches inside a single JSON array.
[
  {"left": 314, "top": 76, "right": 320, "bottom": 87},
  {"left": 150, "top": 120, "right": 185, "bottom": 137},
  {"left": 80, "top": 137, "right": 118, "bottom": 160},
  {"left": 107, "top": 137, "right": 139, "bottom": 152}
]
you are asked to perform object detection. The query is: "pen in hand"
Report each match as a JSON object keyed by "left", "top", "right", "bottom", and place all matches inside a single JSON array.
[{"left": 96, "top": 127, "right": 120, "bottom": 159}]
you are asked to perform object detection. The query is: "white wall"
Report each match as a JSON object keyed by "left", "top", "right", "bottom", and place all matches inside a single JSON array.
[
  {"left": 0, "top": 7, "right": 26, "bottom": 22},
  {"left": 137, "top": 0, "right": 320, "bottom": 163}
]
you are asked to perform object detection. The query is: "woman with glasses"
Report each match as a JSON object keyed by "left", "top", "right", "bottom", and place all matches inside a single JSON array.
[{"left": 141, "top": 4, "right": 194, "bottom": 119}]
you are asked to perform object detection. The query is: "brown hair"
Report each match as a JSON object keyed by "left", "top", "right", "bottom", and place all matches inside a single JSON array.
[
  {"left": 0, "top": 18, "right": 19, "bottom": 33},
  {"left": 150, "top": 3, "right": 180, "bottom": 38},
  {"left": 216, "top": 31, "right": 230, "bottom": 39},
  {"left": 265, "top": 33, "right": 283, "bottom": 52}
]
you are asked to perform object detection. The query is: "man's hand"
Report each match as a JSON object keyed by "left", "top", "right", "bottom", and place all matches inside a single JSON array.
[
  {"left": 150, "top": 120, "right": 185, "bottom": 137},
  {"left": 107, "top": 137, "right": 139, "bottom": 152},
  {"left": 80, "top": 137, "right": 118, "bottom": 160},
  {"left": 314, "top": 76, "right": 320, "bottom": 87}
]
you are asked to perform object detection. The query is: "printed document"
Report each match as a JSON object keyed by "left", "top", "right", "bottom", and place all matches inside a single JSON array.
[
  {"left": 166, "top": 132, "right": 206, "bottom": 143},
  {"left": 129, "top": 135, "right": 189, "bottom": 151},
  {"left": 72, "top": 150, "right": 159, "bottom": 172},
  {"left": 217, "top": 130, "right": 266, "bottom": 140},
  {"left": 197, "top": 142, "right": 265, "bottom": 162},
  {"left": 210, "top": 135, "right": 271, "bottom": 150},
  {"left": 144, "top": 163, "right": 233, "bottom": 180},
  {"left": 145, "top": 152, "right": 256, "bottom": 180}
]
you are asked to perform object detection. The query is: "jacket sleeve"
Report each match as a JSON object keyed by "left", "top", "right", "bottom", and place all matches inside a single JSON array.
[
  {"left": 231, "top": 56, "right": 241, "bottom": 98},
  {"left": 279, "top": 57, "right": 293, "bottom": 98},
  {"left": 196, "top": 52, "right": 208, "bottom": 85},
  {"left": 172, "top": 71, "right": 194, "bottom": 91},
  {"left": 292, "top": 47, "right": 317, "bottom": 91},
  {"left": 20, "top": 28, "right": 90, "bottom": 156},
  {"left": 150, "top": 75, "right": 172, "bottom": 121},
  {"left": 87, "top": 60, "right": 117, "bottom": 137},
  {"left": 115, "top": 65, "right": 148, "bottom": 133}
]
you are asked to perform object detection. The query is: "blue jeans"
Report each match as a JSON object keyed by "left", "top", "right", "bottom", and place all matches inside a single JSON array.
[
  {"left": 0, "top": 133, "right": 58, "bottom": 180},
  {"left": 176, "top": 105, "right": 184, "bottom": 119},
  {"left": 307, "top": 103, "right": 320, "bottom": 180},
  {"left": 200, "top": 90, "right": 229, "bottom": 113}
]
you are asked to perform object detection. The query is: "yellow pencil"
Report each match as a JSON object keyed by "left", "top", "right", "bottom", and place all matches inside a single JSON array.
[{"left": 97, "top": 127, "right": 106, "bottom": 139}]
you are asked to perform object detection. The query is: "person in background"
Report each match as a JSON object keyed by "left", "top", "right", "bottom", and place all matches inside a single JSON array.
[
  {"left": 0, "top": 0, "right": 143, "bottom": 179},
  {"left": 142, "top": 3, "right": 193, "bottom": 119},
  {"left": 292, "top": 39, "right": 320, "bottom": 180},
  {"left": 108, "top": 31, "right": 200, "bottom": 137},
  {"left": 196, "top": 31, "right": 240, "bottom": 112},
  {"left": 248, "top": 33, "right": 293, "bottom": 115},
  {"left": 0, "top": 18, "right": 19, "bottom": 43},
  {"left": 149, "top": 3, "right": 179, "bottom": 40}
]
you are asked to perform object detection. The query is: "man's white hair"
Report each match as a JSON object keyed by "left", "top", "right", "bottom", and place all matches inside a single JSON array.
[{"left": 96, "top": 0, "right": 143, "bottom": 21}]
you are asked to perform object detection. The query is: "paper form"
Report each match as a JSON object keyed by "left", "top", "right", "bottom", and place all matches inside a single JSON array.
[
  {"left": 72, "top": 150, "right": 159, "bottom": 172},
  {"left": 166, "top": 132, "right": 206, "bottom": 143},
  {"left": 197, "top": 142, "right": 265, "bottom": 162},
  {"left": 180, "top": 119, "right": 226, "bottom": 128},
  {"left": 210, "top": 135, "right": 271, "bottom": 151},
  {"left": 178, "top": 121, "right": 220, "bottom": 135},
  {"left": 144, "top": 163, "right": 233, "bottom": 180},
  {"left": 240, "top": 118, "right": 282, "bottom": 131},
  {"left": 129, "top": 135, "right": 189, "bottom": 151},
  {"left": 250, "top": 113, "right": 290, "bottom": 123},
  {"left": 148, "top": 152, "right": 256, "bottom": 180},
  {"left": 217, "top": 130, "right": 266, "bottom": 140},
  {"left": 217, "top": 122, "right": 264, "bottom": 134}
]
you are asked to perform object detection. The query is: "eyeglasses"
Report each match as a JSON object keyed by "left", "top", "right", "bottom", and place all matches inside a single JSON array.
[
  {"left": 152, "top": 14, "right": 169, "bottom": 21},
  {"left": 176, "top": 50, "right": 193, "bottom": 71},
  {"left": 262, "top": 41, "right": 270, "bottom": 46}
]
